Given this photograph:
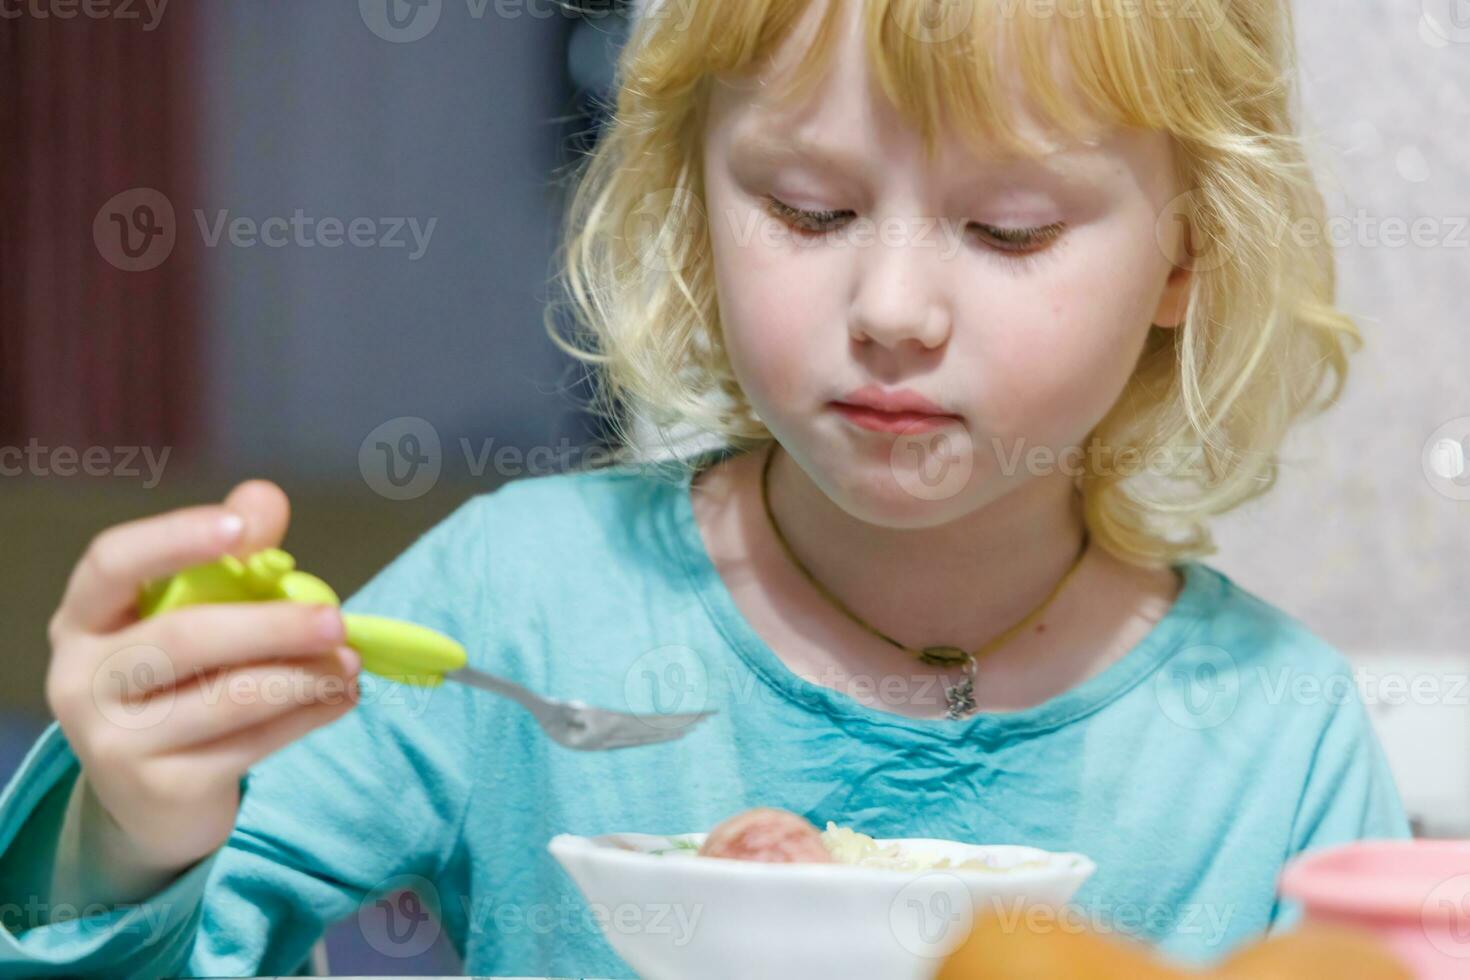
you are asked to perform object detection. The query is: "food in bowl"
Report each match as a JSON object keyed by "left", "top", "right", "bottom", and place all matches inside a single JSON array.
[
  {"left": 695, "top": 807, "right": 1052, "bottom": 873},
  {"left": 696, "top": 807, "right": 834, "bottom": 863},
  {"left": 548, "top": 818, "right": 1098, "bottom": 980},
  {"left": 819, "top": 822, "right": 1051, "bottom": 873}
]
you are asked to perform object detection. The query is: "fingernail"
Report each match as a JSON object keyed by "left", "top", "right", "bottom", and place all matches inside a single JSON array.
[
  {"left": 337, "top": 645, "right": 361, "bottom": 675},
  {"left": 316, "top": 606, "right": 344, "bottom": 644},
  {"left": 218, "top": 512, "right": 245, "bottom": 543}
]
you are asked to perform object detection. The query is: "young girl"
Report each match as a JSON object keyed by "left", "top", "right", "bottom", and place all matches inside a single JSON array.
[{"left": 0, "top": 0, "right": 1409, "bottom": 976}]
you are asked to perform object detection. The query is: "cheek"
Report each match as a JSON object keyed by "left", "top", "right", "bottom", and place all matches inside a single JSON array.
[
  {"left": 975, "top": 231, "right": 1165, "bottom": 443},
  {"left": 708, "top": 203, "right": 835, "bottom": 411}
]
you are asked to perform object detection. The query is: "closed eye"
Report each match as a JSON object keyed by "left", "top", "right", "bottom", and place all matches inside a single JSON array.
[
  {"left": 975, "top": 222, "right": 1066, "bottom": 253},
  {"left": 762, "top": 195, "right": 852, "bottom": 235},
  {"left": 760, "top": 194, "right": 1066, "bottom": 257}
]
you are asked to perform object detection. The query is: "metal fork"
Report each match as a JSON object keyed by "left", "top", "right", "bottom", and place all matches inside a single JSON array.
[{"left": 444, "top": 666, "right": 716, "bottom": 751}]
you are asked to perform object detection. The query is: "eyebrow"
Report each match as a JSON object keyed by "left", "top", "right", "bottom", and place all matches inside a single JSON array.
[{"left": 729, "top": 127, "right": 1115, "bottom": 189}]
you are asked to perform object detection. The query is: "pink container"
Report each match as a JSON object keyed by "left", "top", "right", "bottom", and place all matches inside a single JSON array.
[{"left": 1278, "top": 839, "right": 1470, "bottom": 978}]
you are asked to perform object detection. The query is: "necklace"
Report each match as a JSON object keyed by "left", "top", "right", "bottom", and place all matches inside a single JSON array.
[{"left": 758, "top": 440, "right": 1090, "bottom": 720}]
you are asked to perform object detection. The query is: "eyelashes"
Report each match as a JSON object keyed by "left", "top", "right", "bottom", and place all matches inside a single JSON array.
[
  {"left": 759, "top": 194, "right": 1067, "bottom": 263},
  {"left": 763, "top": 196, "right": 852, "bottom": 236}
]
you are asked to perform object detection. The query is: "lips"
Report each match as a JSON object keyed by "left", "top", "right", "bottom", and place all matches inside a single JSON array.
[
  {"left": 829, "top": 384, "right": 962, "bottom": 435},
  {"left": 836, "top": 383, "right": 957, "bottom": 417}
]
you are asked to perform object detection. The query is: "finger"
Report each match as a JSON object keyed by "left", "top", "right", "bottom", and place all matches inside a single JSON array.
[
  {"left": 137, "top": 649, "right": 359, "bottom": 753},
  {"left": 108, "top": 601, "right": 346, "bottom": 689},
  {"left": 55, "top": 505, "right": 250, "bottom": 636},
  {"left": 183, "top": 679, "right": 360, "bottom": 776},
  {"left": 55, "top": 479, "right": 292, "bottom": 639},
  {"left": 221, "top": 479, "right": 291, "bottom": 557}
]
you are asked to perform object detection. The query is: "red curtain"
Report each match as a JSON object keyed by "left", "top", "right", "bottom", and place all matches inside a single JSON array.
[{"left": 0, "top": 3, "right": 202, "bottom": 458}]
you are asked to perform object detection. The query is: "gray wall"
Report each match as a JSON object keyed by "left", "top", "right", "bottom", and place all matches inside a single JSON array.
[{"left": 197, "top": 0, "right": 602, "bottom": 480}]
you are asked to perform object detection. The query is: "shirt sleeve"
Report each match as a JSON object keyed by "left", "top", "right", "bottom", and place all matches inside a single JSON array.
[
  {"left": 1267, "top": 684, "right": 1413, "bottom": 933},
  {"left": 0, "top": 492, "right": 491, "bottom": 978}
]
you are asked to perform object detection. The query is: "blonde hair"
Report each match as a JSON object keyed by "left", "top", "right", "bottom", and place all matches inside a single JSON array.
[{"left": 545, "top": 0, "right": 1361, "bottom": 567}]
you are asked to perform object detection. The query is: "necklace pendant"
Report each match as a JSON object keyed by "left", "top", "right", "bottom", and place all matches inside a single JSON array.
[
  {"left": 944, "top": 676, "right": 976, "bottom": 721},
  {"left": 919, "top": 645, "right": 970, "bottom": 668}
]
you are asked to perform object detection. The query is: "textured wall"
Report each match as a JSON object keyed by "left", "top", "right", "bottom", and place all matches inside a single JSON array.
[
  {"left": 1206, "top": 4, "right": 1470, "bottom": 834},
  {"left": 1206, "top": 5, "right": 1469, "bottom": 652}
]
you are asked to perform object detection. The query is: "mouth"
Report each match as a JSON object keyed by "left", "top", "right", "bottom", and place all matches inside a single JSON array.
[{"left": 828, "top": 402, "right": 963, "bottom": 435}]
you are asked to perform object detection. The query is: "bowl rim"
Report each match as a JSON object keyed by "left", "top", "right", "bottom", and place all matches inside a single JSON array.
[{"left": 548, "top": 831, "right": 1098, "bottom": 886}]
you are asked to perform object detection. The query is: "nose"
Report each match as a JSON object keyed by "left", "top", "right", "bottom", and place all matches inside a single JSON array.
[{"left": 847, "top": 232, "right": 952, "bottom": 352}]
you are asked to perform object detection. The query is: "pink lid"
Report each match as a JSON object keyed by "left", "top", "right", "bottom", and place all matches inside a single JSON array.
[{"left": 1279, "top": 839, "right": 1470, "bottom": 921}]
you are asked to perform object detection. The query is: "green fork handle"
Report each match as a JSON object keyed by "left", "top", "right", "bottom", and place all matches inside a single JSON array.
[{"left": 136, "top": 547, "right": 466, "bottom": 687}]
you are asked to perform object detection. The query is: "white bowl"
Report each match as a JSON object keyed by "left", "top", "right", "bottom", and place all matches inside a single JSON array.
[{"left": 548, "top": 831, "right": 1096, "bottom": 980}]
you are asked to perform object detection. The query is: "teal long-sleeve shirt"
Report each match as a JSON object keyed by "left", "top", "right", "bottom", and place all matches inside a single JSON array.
[{"left": 0, "top": 445, "right": 1411, "bottom": 977}]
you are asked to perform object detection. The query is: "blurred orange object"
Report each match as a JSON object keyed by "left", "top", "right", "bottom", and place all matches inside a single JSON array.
[
  {"left": 937, "top": 911, "right": 1413, "bottom": 979},
  {"left": 935, "top": 913, "right": 1185, "bottom": 979},
  {"left": 1213, "top": 924, "right": 1413, "bottom": 979}
]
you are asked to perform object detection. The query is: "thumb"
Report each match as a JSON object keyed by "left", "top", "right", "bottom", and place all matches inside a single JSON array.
[{"left": 221, "top": 479, "right": 291, "bottom": 556}]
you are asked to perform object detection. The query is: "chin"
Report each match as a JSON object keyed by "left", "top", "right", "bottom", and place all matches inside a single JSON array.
[{"left": 807, "top": 442, "right": 986, "bottom": 530}]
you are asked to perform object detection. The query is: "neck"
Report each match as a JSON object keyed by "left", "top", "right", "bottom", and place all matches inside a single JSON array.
[{"left": 763, "top": 441, "right": 1089, "bottom": 650}]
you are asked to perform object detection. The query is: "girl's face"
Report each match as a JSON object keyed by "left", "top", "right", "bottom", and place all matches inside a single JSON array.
[{"left": 700, "top": 1, "right": 1191, "bottom": 529}]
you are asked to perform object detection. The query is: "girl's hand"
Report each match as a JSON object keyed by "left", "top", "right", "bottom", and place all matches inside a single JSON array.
[{"left": 43, "top": 480, "right": 361, "bottom": 885}]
